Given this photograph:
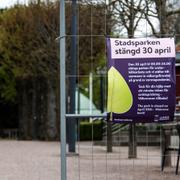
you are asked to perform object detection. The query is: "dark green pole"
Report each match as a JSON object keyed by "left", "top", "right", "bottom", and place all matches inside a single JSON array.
[{"left": 67, "top": 0, "right": 77, "bottom": 153}]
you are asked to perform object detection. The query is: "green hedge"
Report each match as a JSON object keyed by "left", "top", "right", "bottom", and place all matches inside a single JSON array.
[{"left": 79, "top": 120, "right": 103, "bottom": 141}]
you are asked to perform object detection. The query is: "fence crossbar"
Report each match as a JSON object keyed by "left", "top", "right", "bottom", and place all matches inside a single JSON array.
[
  {"left": 65, "top": 114, "right": 107, "bottom": 118},
  {"left": 65, "top": 113, "right": 180, "bottom": 119}
]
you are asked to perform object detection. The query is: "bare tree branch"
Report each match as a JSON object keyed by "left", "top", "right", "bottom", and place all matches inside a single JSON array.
[{"left": 167, "top": 9, "right": 180, "bottom": 17}]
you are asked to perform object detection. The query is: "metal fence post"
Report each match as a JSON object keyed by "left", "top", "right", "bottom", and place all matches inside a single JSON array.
[
  {"left": 67, "top": 0, "right": 77, "bottom": 153},
  {"left": 60, "top": 0, "right": 66, "bottom": 180}
]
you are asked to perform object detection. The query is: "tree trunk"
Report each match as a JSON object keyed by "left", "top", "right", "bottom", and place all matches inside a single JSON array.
[
  {"left": 46, "top": 79, "right": 58, "bottom": 140},
  {"left": 17, "top": 76, "right": 58, "bottom": 140},
  {"left": 154, "top": 0, "right": 167, "bottom": 36},
  {"left": 18, "top": 79, "right": 28, "bottom": 139}
]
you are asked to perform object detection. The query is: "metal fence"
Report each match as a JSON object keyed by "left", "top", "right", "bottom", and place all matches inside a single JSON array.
[{"left": 60, "top": 0, "right": 180, "bottom": 180}]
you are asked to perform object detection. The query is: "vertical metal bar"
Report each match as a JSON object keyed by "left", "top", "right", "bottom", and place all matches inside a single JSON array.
[
  {"left": 107, "top": 120, "right": 112, "bottom": 152},
  {"left": 89, "top": 72, "right": 93, "bottom": 116},
  {"left": 100, "top": 74, "right": 104, "bottom": 113},
  {"left": 128, "top": 123, "right": 137, "bottom": 158},
  {"left": 60, "top": 0, "right": 66, "bottom": 180},
  {"left": 67, "top": 0, "right": 77, "bottom": 153}
]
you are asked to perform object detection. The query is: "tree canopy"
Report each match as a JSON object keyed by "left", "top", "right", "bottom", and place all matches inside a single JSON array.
[
  {"left": 0, "top": 1, "right": 111, "bottom": 103},
  {"left": 109, "top": 0, "right": 180, "bottom": 37}
]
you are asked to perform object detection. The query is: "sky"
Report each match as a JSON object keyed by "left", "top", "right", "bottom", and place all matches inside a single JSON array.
[{"left": 0, "top": 0, "right": 28, "bottom": 9}]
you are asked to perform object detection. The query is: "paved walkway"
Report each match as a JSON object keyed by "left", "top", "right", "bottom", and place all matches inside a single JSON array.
[{"left": 0, "top": 140, "right": 179, "bottom": 180}]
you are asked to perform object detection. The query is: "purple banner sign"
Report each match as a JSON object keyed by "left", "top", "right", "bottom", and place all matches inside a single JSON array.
[{"left": 106, "top": 38, "right": 176, "bottom": 123}]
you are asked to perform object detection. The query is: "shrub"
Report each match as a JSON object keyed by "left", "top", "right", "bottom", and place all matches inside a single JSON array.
[{"left": 79, "top": 120, "right": 103, "bottom": 141}]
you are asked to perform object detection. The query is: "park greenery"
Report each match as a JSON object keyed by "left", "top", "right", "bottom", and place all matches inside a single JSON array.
[
  {"left": 0, "top": 0, "right": 112, "bottom": 139},
  {"left": 0, "top": 0, "right": 180, "bottom": 140}
]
